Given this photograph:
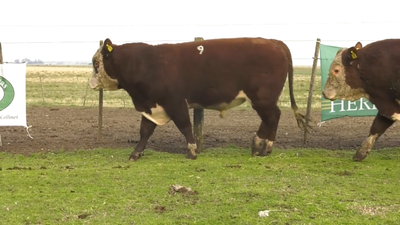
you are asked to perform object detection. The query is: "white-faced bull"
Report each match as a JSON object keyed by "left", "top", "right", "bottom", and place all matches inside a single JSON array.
[
  {"left": 323, "top": 39, "right": 400, "bottom": 161},
  {"left": 90, "top": 38, "right": 310, "bottom": 161}
]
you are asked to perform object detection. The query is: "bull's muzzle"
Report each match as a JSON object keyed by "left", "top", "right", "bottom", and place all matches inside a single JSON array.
[
  {"left": 322, "top": 90, "right": 335, "bottom": 100},
  {"left": 88, "top": 77, "right": 101, "bottom": 90}
]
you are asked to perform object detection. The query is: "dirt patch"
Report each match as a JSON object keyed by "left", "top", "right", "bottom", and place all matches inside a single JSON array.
[{"left": 0, "top": 106, "right": 398, "bottom": 156}]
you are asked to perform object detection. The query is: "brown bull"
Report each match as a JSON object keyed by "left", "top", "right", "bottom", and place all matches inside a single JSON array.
[
  {"left": 323, "top": 39, "right": 400, "bottom": 161},
  {"left": 90, "top": 37, "right": 309, "bottom": 160}
]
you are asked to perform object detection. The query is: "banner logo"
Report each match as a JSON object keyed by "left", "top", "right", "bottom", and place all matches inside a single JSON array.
[{"left": 0, "top": 76, "right": 15, "bottom": 111}]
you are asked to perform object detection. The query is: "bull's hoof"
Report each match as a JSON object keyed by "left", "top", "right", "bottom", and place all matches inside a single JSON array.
[
  {"left": 252, "top": 150, "right": 272, "bottom": 157},
  {"left": 251, "top": 134, "right": 268, "bottom": 157},
  {"left": 352, "top": 151, "right": 368, "bottom": 162},
  {"left": 251, "top": 142, "right": 263, "bottom": 156},
  {"left": 129, "top": 152, "right": 143, "bottom": 161},
  {"left": 251, "top": 145, "right": 260, "bottom": 156},
  {"left": 186, "top": 153, "right": 197, "bottom": 160},
  {"left": 258, "top": 149, "right": 272, "bottom": 157},
  {"left": 251, "top": 141, "right": 272, "bottom": 157}
]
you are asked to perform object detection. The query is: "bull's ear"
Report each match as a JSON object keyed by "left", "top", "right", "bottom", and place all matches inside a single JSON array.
[
  {"left": 342, "top": 47, "right": 358, "bottom": 67},
  {"left": 348, "top": 47, "right": 358, "bottom": 60},
  {"left": 355, "top": 42, "right": 362, "bottom": 50},
  {"left": 102, "top": 38, "right": 114, "bottom": 56}
]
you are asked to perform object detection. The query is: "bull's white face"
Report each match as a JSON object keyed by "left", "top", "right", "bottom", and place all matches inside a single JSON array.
[
  {"left": 89, "top": 44, "right": 119, "bottom": 91},
  {"left": 322, "top": 48, "right": 368, "bottom": 101}
]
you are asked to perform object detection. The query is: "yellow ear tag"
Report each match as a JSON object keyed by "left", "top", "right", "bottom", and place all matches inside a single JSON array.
[
  {"left": 106, "top": 44, "right": 113, "bottom": 52},
  {"left": 350, "top": 50, "right": 357, "bottom": 59}
]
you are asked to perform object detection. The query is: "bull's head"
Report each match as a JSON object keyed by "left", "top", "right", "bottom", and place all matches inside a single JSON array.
[
  {"left": 322, "top": 42, "right": 368, "bottom": 101},
  {"left": 89, "top": 38, "right": 119, "bottom": 91}
]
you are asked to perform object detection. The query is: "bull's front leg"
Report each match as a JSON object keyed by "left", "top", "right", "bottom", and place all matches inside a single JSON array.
[
  {"left": 251, "top": 104, "right": 280, "bottom": 157},
  {"left": 174, "top": 119, "right": 197, "bottom": 159},
  {"left": 163, "top": 101, "right": 197, "bottom": 159},
  {"left": 353, "top": 113, "right": 394, "bottom": 161},
  {"left": 129, "top": 115, "right": 157, "bottom": 161}
]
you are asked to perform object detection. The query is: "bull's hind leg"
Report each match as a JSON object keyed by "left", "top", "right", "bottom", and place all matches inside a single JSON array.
[
  {"left": 163, "top": 101, "right": 197, "bottom": 160},
  {"left": 251, "top": 104, "right": 281, "bottom": 156},
  {"left": 129, "top": 115, "right": 157, "bottom": 161},
  {"left": 353, "top": 113, "right": 394, "bottom": 161}
]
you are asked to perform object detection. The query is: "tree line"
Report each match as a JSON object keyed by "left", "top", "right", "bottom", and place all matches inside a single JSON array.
[{"left": 14, "top": 58, "right": 44, "bottom": 64}]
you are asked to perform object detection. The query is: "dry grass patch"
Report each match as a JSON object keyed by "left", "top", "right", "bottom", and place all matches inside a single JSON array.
[
  {"left": 350, "top": 203, "right": 400, "bottom": 216},
  {"left": 27, "top": 65, "right": 92, "bottom": 73}
]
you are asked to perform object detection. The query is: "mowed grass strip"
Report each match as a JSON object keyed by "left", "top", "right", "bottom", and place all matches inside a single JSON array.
[
  {"left": 1, "top": 147, "right": 399, "bottom": 224},
  {"left": 25, "top": 65, "right": 322, "bottom": 109}
]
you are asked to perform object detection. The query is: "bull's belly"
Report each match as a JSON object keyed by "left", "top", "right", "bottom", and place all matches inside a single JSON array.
[
  {"left": 142, "top": 91, "right": 250, "bottom": 126},
  {"left": 189, "top": 91, "right": 250, "bottom": 111}
]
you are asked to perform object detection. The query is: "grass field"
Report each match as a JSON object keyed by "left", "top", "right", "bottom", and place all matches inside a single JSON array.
[
  {"left": 3, "top": 66, "right": 399, "bottom": 224},
  {"left": 25, "top": 65, "right": 322, "bottom": 109},
  {"left": 1, "top": 148, "right": 399, "bottom": 224}
]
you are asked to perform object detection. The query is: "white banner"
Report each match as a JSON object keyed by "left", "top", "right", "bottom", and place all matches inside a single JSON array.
[{"left": 0, "top": 63, "right": 27, "bottom": 127}]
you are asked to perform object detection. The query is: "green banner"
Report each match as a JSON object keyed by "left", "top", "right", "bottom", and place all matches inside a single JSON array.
[{"left": 320, "top": 44, "right": 378, "bottom": 121}]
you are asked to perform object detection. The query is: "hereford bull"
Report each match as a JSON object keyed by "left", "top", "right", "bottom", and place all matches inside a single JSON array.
[
  {"left": 323, "top": 39, "right": 400, "bottom": 161},
  {"left": 89, "top": 37, "right": 310, "bottom": 161}
]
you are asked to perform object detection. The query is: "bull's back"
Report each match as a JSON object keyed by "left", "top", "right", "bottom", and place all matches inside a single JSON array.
[
  {"left": 174, "top": 38, "right": 290, "bottom": 106},
  {"left": 361, "top": 39, "right": 400, "bottom": 64},
  {"left": 172, "top": 38, "right": 289, "bottom": 86},
  {"left": 358, "top": 39, "right": 400, "bottom": 99},
  {"left": 360, "top": 39, "right": 400, "bottom": 76}
]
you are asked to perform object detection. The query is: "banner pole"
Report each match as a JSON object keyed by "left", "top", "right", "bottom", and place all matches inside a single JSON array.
[
  {"left": 303, "top": 38, "right": 321, "bottom": 144},
  {"left": 98, "top": 40, "right": 104, "bottom": 143}
]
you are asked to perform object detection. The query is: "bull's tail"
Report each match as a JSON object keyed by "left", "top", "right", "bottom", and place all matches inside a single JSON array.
[{"left": 285, "top": 45, "right": 311, "bottom": 133}]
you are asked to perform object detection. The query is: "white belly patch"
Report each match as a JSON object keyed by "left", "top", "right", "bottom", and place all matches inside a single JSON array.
[
  {"left": 142, "top": 105, "right": 171, "bottom": 126},
  {"left": 142, "top": 91, "right": 250, "bottom": 125},
  {"left": 391, "top": 113, "right": 400, "bottom": 122},
  {"left": 189, "top": 91, "right": 250, "bottom": 117}
]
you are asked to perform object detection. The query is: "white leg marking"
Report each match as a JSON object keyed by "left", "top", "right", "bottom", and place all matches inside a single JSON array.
[
  {"left": 188, "top": 143, "right": 197, "bottom": 151},
  {"left": 354, "top": 133, "right": 378, "bottom": 161},
  {"left": 188, "top": 143, "right": 197, "bottom": 156},
  {"left": 266, "top": 140, "right": 274, "bottom": 148},
  {"left": 219, "top": 110, "right": 226, "bottom": 118},
  {"left": 360, "top": 134, "right": 378, "bottom": 154}
]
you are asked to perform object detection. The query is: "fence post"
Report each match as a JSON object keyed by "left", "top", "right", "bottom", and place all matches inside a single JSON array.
[
  {"left": 303, "top": 38, "right": 321, "bottom": 144},
  {"left": 0, "top": 42, "right": 3, "bottom": 146},
  {"left": 193, "top": 37, "right": 204, "bottom": 153},
  {"left": 98, "top": 40, "right": 104, "bottom": 143},
  {"left": 39, "top": 76, "right": 45, "bottom": 103}
]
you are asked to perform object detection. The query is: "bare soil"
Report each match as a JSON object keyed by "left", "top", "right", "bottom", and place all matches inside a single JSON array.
[{"left": 0, "top": 106, "right": 398, "bottom": 157}]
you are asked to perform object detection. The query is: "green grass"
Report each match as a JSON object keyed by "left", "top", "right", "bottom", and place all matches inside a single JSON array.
[
  {"left": 16, "top": 65, "right": 395, "bottom": 224},
  {"left": 25, "top": 66, "right": 322, "bottom": 109},
  {"left": 1, "top": 147, "right": 399, "bottom": 224}
]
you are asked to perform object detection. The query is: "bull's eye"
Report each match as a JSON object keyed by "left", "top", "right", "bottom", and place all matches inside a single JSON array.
[
  {"left": 334, "top": 69, "right": 340, "bottom": 74},
  {"left": 93, "top": 61, "right": 99, "bottom": 73}
]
